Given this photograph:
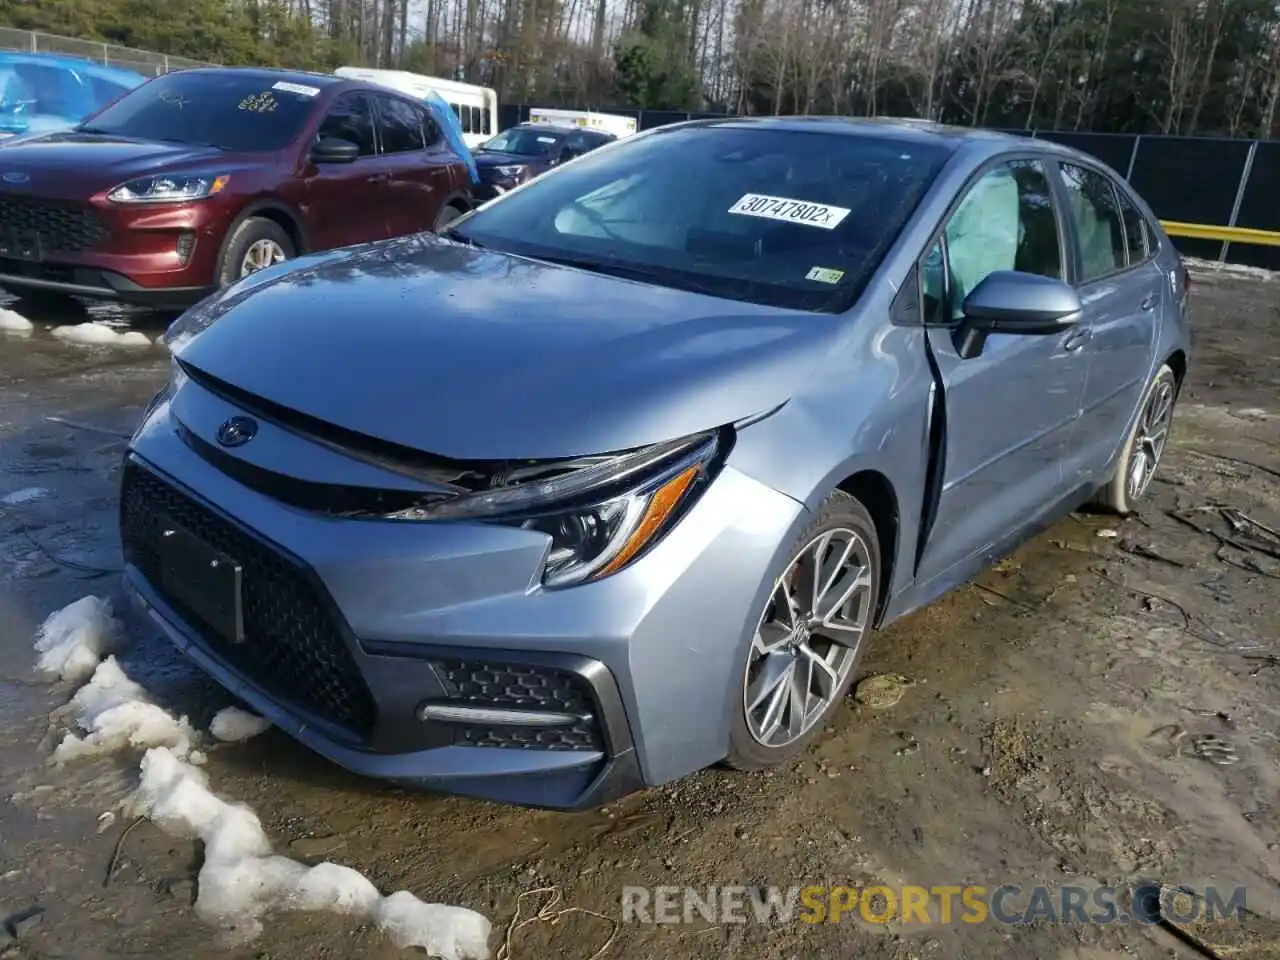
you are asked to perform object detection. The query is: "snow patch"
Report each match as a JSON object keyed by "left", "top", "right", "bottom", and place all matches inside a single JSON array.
[
  {"left": 34, "top": 598, "right": 493, "bottom": 958},
  {"left": 51, "top": 322, "right": 154, "bottom": 347},
  {"left": 0, "top": 307, "right": 34, "bottom": 333},
  {"left": 33, "top": 595, "right": 122, "bottom": 681},
  {"left": 1, "top": 486, "right": 48, "bottom": 506},
  {"left": 130, "top": 748, "right": 492, "bottom": 957},
  {"left": 53, "top": 656, "right": 197, "bottom": 762},
  {"left": 209, "top": 706, "right": 271, "bottom": 742},
  {"left": 1183, "top": 257, "right": 1275, "bottom": 281}
]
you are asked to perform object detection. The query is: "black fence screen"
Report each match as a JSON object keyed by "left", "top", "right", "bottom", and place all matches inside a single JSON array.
[{"left": 491, "top": 105, "right": 1280, "bottom": 269}]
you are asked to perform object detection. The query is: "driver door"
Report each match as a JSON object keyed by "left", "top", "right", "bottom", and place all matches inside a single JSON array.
[
  {"left": 915, "top": 157, "right": 1091, "bottom": 586},
  {"left": 302, "top": 92, "right": 393, "bottom": 249}
]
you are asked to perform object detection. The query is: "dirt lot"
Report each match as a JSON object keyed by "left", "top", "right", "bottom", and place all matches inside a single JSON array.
[{"left": 1, "top": 271, "right": 1278, "bottom": 960}]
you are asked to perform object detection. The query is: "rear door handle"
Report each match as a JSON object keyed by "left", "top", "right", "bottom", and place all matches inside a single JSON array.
[
  {"left": 1062, "top": 327, "right": 1093, "bottom": 352},
  {"left": 1140, "top": 293, "right": 1158, "bottom": 311},
  {"left": 368, "top": 172, "right": 392, "bottom": 183}
]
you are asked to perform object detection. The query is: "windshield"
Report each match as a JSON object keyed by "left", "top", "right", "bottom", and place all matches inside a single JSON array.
[
  {"left": 450, "top": 125, "right": 952, "bottom": 312},
  {"left": 80, "top": 72, "right": 322, "bottom": 151},
  {"left": 480, "top": 127, "right": 563, "bottom": 157}
]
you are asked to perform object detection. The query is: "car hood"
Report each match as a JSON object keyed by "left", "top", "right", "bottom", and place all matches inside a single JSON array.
[
  {"left": 169, "top": 234, "right": 839, "bottom": 461},
  {"left": 0, "top": 131, "right": 241, "bottom": 192},
  {"left": 473, "top": 150, "right": 540, "bottom": 168}
]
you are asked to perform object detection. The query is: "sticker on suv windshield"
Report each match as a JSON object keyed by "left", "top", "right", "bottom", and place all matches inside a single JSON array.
[
  {"left": 537, "top": 136, "right": 557, "bottom": 143},
  {"left": 239, "top": 91, "right": 278, "bottom": 113},
  {"left": 273, "top": 81, "right": 320, "bottom": 97},
  {"left": 805, "top": 266, "right": 845, "bottom": 284},
  {"left": 728, "top": 193, "right": 851, "bottom": 230}
]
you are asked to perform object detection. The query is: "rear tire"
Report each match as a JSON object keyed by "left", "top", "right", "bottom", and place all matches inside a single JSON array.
[
  {"left": 1094, "top": 363, "right": 1178, "bottom": 515},
  {"left": 726, "top": 490, "right": 881, "bottom": 771},
  {"left": 434, "top": 202, "right": 467, "bottom": 233},
  {"left": 217, "top": 217, "right": 295, "bottom": 288}
]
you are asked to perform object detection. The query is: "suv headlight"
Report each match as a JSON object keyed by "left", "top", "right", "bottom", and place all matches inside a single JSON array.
[
  {"left": 392, "top": 431, "right": 727, "bottom": 587},
  {"left": 492, "top": 165, "right": 524, "bottom": 178},
  {"left": 107, "top": 174, "right": 229, "bottom": 204}
]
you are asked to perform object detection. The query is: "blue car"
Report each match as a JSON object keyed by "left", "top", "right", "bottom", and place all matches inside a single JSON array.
[
  {"left": 123, "top": 118, "right": 1190, "bottom": 810},
  {"left": 0, "top": 52, "right": 145, "bottom": 140}
]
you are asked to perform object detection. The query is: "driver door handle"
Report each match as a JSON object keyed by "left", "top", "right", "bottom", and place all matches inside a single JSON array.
[
  {"left": 368, "top": 172, "right": 393, "bottom": 183},
  {"left": 1140, "top": 293, "right": 1158, "bottom": 311},
  {"left": 1062, "top": 327, "right": 1093, "bottom": 352}
]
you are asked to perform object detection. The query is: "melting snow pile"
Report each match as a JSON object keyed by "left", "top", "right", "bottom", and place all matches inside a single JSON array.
[
  {"left": 51, "top": 322, "right": 153, "bottom": 347},
  {"left": 0, "top": 307, "right": 34, "bottom": 333},
  {"left": 34, "top": 595, "right": 123, "bottom": 682},
  {"left": 35, "top": 596, "right": 492, "bottom": 960},
  {"left": 209, "top": 705, "right": 271, "bottom": 742},
  {"left": 54, "top": 656, "right": 198, "bottom": 762},
  {"left": 131, "top": 748, "right": 491, "bottom": 955}
]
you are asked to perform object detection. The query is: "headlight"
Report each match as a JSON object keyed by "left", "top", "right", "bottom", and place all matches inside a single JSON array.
[
  {"left": 392, "top": 431, "right": 726, "bottom": 587},
  {"left": 493, "top": 165, "right": 524, "bottom": 178},
  {"left": 107, "top": 174, "right": 230, "bottom": 204}
]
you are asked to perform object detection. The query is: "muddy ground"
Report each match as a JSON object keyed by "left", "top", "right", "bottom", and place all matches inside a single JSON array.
[{"left": 0, "top": 271, "right": 1278, "bottom": 960}]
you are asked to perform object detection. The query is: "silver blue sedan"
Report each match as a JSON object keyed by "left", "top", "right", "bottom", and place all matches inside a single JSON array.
[{"left": 123, "top": 117, "right": 1191, "bottom": 809}]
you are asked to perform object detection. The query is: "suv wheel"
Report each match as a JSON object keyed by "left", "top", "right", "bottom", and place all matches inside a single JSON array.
[
  {"left": 726, "top": 490, "right": 881, "bottom": 770},
  {"left": 1095, "top": 362, "right": 1178, "bottom": 514},
  {"left": 434, "top": 202, "right": 467, "bottom": 232},
  {"left": 218, "top": 217, "right": 295, "bottom": 287}
]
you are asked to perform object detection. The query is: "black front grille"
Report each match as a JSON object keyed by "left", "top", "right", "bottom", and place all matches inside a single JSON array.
[
  {"left": 0, "top": 193, "right": 109, "bottom": 253},
  {"left": 120, "top": 462, "right": 378, "bottom": 738},
  {"left": 434, "top": 659, "right": 603, "bottom": 751}
]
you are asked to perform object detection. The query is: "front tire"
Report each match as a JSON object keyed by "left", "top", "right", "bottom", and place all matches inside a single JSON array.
[
  {"left": 217, "top": 217, "right": 295, "bottom": 288},
  {"left": 726, "top": 490, "right": 881, "bottom": 771},
  {"left": 434, "top": 202, "right": 467, "bottom": 232},
  {"left": 1095, "top": 363, "right": 1178, "bottom": 515}
]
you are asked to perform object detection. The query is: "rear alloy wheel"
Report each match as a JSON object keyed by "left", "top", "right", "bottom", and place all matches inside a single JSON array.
[
  {"left": 726, "top": 491, "right": 881, "bottom": 770},
  {"left": 218, "top": 217, "right": 296, "bottom": 288},
  {"left": 1095, "top": 363, "right": 1178, "bottom": 514}
]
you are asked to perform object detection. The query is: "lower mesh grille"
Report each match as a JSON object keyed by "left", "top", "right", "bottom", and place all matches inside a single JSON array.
[
  {"left": 119, "top": 462, "right": 378, "bottom": 739},
  {"left": 434, "top": 659, "right": 603, "bottom": 751}
]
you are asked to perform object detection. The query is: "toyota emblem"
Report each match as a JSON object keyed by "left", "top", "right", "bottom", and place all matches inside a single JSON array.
[{"left": 216, "top": 416, "right": 258, "bottom": 448}]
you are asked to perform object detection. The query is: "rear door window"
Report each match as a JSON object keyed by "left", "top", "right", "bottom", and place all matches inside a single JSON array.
[
  {"left": 1059, "top": 162, "right": 1126, "bottom": 283},
  {"left": 317, "top": 93, "right": 375, "bottom": 157},
  {"left": 375, "top": 95, "right": 426, "bottom": 153}
]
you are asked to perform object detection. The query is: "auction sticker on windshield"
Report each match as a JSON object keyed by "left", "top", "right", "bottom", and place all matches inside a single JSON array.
[
  {"left": 728, "top": 194, "right": 852, "bottom": 230},
  {"left": 273, "top": 81, "right": 320, "bottom": 97}
]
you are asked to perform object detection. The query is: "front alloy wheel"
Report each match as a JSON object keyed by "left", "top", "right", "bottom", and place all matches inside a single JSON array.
[{"left": 728, "top": 491, "right": 881, "bottom": 768}]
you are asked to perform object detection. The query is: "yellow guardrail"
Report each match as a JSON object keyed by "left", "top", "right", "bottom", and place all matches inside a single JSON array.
[{"left": 1160, "top": 221, "right": 1280, "bottom": 248}]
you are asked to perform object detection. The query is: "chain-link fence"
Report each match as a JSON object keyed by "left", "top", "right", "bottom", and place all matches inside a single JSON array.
[
  {"left": 499, "top": 104, "right": 1280, "bottom": 270},
  {"left": 0, "top": 27, "right": 212, "bottom": 76}
]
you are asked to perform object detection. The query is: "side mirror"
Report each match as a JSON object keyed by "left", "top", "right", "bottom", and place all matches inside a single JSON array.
[
  {"left": 956, "top": 271, "right": 1082, "bottom": 359},
  {"left": 311, "top": 136, "right": 360, "bottom": 164},
  {"left": 556, "top": 147, "right": 582, "bottom": 165}
]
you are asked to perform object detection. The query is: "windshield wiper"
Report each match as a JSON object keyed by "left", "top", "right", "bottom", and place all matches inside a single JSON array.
[{"left": 533, "top": 252, "right": 755, "bottom": 299}]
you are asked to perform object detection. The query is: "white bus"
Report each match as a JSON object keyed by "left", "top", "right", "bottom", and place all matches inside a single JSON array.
[
  {"left": 527, "top": 107, "right": 638, "bottom": 140},
  {"left": 333, "top": 67, "right": 499, "bottom": 149}
]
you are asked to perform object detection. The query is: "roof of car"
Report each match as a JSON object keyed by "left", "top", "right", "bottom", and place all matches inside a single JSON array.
[
  {"left": 167, "top": 66, "right": 345, "bottom": 87},
  {"left": 675, "top": 115, "right": 1032, "bottom": 148},
  {"left": 517, "top": 123, "right": 599, "bottom": 136},
  {"left": 0, "top": 51, "right": 147, "bottom": 82}
]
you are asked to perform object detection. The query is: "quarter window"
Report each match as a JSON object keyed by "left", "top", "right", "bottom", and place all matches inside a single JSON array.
[
  {"left": 1115, "top": 187, "right": 1150, "bottom": 264},
  {"left": 1059, "top": 162, "right": 1126, "bottom": 282},
  {"left": 921, "top": 159, "right": 1064, "bottom": 324}
]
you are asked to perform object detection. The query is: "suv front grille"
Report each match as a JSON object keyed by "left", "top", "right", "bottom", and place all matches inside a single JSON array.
[
  {"left": 0, "top": 194, "right": 109, "bottom": 253},
  {"left": 119, "top": 462, "right": 378, "bottom": 739},
  {"left": 434, "top": 659, "right": 603, "bottom": 751}
]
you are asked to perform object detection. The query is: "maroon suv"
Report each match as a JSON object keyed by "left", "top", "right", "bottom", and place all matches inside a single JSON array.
[{"left": 0, "top": 67, "right": 473, "bottom": 309}]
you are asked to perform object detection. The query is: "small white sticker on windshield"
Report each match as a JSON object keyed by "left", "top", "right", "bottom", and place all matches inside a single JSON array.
[
  {"left": 536, "top": 136, "right": 557, "bottom": 143},
  {"left": 273, "top": 81, "right": 320, "bottom": 97},
  {"left": 805, "top": 266, "right": 844, "bottom": 284},
  {"left": 728, "top": 193, "right": 851, "bottom": 230}
]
